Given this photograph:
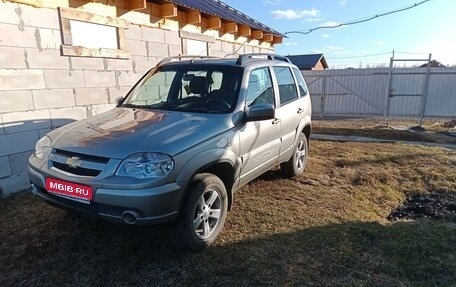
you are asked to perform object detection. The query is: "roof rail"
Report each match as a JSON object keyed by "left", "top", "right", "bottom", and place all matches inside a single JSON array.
[
  {"left": 158, "top": 55, "right": 220, "bottom": 66},
  {"left": 236, "top": 53, "right": 291, "bottom": 65}
]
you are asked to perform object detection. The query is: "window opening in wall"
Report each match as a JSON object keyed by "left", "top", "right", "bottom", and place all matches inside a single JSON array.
[
  {"left": 69, "top": 20, "right": 118, "bottom": 50},
  {"left": 59, "top": 7, "right": 130, "bottom": 59},
  {"left": 186, "top": 39, "right": 208, "bottom": 56}
]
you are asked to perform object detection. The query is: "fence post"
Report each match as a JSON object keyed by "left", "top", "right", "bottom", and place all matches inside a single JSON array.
[
  {"left": 383, "top": 57, "right": 394, "bottom": 125},
  {"left": 321, "top": 73, "right": 326, "bottom": 120},
  {"left": 419, "top": 53, "right": 432, "bottom": 126}
]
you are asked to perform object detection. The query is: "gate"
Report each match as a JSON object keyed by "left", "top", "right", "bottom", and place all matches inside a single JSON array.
[{"left": 384, "top": 54, "right": 432, "bottom": 125}]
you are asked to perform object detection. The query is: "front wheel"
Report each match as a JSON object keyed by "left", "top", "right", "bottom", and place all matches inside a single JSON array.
[
  {"left": 171, "top": 173, "right": 228, "bottom": 251},
  {"left": 281, "top": 133, "right": 308, "bottom": 177}
]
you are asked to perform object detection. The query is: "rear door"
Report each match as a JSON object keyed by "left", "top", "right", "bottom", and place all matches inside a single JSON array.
[
  {"left": 272, "top": 66, "right": 307, "bottom": 160},
  {"left": 239, "top": 67, "right": 281, "bottom": 185}
]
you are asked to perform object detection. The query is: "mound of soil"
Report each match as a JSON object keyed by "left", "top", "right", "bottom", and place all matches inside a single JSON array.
[
  {"left": 388, "top": 192, "right": 456, "bottom": 221},
  {"left": 442, "top": 120, "right": 456, "bottom": 129}
]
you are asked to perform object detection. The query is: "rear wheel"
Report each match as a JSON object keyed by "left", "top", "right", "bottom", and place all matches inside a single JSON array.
[
  {"left": 281, "top": 133, "right": 308, "bottom": 177},
  {"left": 172, "top": 173, "right": 227, "bottom": 251}
]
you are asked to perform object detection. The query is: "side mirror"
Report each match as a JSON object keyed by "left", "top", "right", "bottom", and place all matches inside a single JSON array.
[
  {"left": 115, "top": 96, "right": 125, "bottom": 106},
  {"left": 245, "top": 103, "right": 275, "bottom": 122}
]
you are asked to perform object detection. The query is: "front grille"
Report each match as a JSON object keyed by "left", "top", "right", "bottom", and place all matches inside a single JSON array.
[
  {"left": 54, "top": 149, "right": 109, "bottom": 163},
  {"left": 52, "top": 162, "right": 101, "bottom": 177},
  {"left": 50, "top": 149, "right": 110, "bottom": 177}
]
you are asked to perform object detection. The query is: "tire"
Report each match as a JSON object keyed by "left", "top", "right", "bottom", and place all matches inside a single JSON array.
[
  {"left": 171, "top": 173, "right": 228, "bottom": 251},
  {"left": 281, "top": 133, "right": 308, "bottom": 177}
]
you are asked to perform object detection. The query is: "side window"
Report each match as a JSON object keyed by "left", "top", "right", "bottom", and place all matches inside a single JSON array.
[
  {"left": 246, "top": 68, "right": 275, "bottom": 107},
  {"left": 292, "top": 67, "right": 309, "bottom": 97},
  {"left": 273, "top": 67, "right": 298, "bottom": 105}
]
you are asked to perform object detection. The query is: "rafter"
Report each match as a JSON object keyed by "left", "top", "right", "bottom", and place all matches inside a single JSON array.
[
  {"left": 150, "top": 2, "right": 177, "bottom": 18},
  {"left": 129, "top": 0, "right": 146, "bottom": 10},
  {"left": 251, "top": 30, "right": 263, "bottom": 40},
  {"left": 223, "top": 22, "right": 238, "bottom": 34},
  {"left": 273, "top": 36, "right": 283, "bottom": 44},
  {"left": 187, "top": 10, "right": 201, "bottom": 24},
  {"left": 262, "top": 34, "right": 274, "bottom": 42},
  {"left": 238, "top": 25, "right": 251, "bottom": 37},
  {"left": 207, "top": 17, "right": 222, "bottom": 29}
]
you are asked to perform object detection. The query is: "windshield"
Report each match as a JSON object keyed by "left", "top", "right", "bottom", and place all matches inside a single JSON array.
[{"left": 122, "top": 65, "right": 242, "bottom": 114}]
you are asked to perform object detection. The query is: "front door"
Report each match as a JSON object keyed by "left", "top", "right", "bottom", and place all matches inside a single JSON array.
[{"left": 239, "top": 67, "right": 280, "bottom": 185}]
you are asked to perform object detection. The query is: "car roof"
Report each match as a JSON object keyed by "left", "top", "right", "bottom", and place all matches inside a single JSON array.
[
  {"left": 158, "top": 54, "right": 296, "bottom": 69},
  {"left": 162, "top": 58, "right": 240, "bottom": 68}
]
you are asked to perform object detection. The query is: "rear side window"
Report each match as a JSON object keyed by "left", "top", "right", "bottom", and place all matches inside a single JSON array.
[
  {"left": 246, "top": 67, "right": 275, "bottom": 107},
  {"left": 273, "top": 67, "right": 298, "bottom": 105},
  {"left": 292, "top": 67, "right": 308, "bottom": 97}
]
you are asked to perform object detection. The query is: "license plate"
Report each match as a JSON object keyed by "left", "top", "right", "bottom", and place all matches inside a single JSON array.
[{"left": 46, "top": 178, "right": 93, "bottom": 201}]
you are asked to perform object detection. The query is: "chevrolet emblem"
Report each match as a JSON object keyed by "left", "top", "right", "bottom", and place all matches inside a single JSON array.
[{"left": 65, "top": 157, "right": 82, "bottom": 168}]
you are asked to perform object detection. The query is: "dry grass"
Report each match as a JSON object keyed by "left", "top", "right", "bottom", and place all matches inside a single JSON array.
[{"left": 1, "top": 140, "right": 455, "bottom": 286}]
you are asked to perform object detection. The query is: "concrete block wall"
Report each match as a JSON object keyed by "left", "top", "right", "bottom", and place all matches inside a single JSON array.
[
  {"left": 0, "top": 2, "right": 138, "bottom": 196},
  {"left": 0, "top": 1, "right": 274, "bottom": 196}
]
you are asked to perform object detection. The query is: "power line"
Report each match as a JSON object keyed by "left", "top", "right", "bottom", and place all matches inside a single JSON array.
[
  {"left": 326, "top": 51, "right": 432, "bottom": 60},
  {"left": 284, "top": 0, "right": 432, "bottom": 35},
  {"left": 326, "top": 52, "right": 392, "bottom": 59},
  {"left": 394, "top": 51, "right": 429, "bottom": 55}
]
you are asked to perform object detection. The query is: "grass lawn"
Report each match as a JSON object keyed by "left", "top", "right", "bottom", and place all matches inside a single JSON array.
[{"left": 1, "top": 140, "right": 455, "bottom": 286}]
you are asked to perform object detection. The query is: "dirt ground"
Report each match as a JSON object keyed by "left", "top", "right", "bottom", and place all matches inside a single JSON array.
[
  {"left": 388, "top": 192, "right": 456, "bottom": 221},
  {"left": 0, "top": 119, "right": 455, "bottom": 286},
  {"left": 312, "top": 118, "right": 456, "bottom": 144}
]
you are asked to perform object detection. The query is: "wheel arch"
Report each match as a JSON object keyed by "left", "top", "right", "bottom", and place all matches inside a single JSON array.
[
  {"left": 199, "top": 162, "right": 235, "bottom": 210},
  {"left": 302, "top": 123, "right": 311, "bottom": 147},
  {"left": 177, "top": 149, "right": 238, "bottom": 214}
]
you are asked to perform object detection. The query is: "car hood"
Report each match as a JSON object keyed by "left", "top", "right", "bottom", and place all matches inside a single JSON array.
[{"left": 48, "top": 107, "right": 233, "bottom": 159}]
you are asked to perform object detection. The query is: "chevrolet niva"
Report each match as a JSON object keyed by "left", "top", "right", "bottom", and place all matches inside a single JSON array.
[{"left": 28, "top": 54, "right": 312, "bottom": 250}]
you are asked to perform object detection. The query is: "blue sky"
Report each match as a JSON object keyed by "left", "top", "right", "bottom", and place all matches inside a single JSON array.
[{"left": 222, "top": 0, "right": 456, "bottom": 68}]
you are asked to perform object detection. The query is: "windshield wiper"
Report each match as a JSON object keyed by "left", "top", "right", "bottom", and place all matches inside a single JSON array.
[
  {"left": 147, "top": 102, "right": 172, "bottom": 109},
  {"left": 174, "top": 107, "right": 209, "bottom": 113},
  {"left": 121, "top": 103, "right": 143, "bottom": 108}
]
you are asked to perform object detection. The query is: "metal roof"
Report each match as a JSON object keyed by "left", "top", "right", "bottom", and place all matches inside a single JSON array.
[
  {"left": 162, "top": 0, "right": 282, "bottom": 36},
  {"left": 287, "top": 54, "right": 329, "bottom": 70}
]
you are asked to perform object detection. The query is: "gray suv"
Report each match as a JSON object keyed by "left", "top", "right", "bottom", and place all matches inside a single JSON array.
[{"left": 28, "top": 54, "right": 312, "bottom": 250}]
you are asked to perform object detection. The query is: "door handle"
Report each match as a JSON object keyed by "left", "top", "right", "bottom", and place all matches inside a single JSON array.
[
  {"left": 272, "top": 118, "right": 281, "bottom": 125},
  {"left": 297, "top": 108, "right": 304, "bottom": 114}
]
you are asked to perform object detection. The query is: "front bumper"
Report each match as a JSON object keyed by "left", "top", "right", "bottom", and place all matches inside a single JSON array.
[{"left": 28, "top": 159, "right": 185, "bottom": 225}]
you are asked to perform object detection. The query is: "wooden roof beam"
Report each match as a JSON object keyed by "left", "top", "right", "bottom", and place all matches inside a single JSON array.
[
  {"left": 251, "top": 30, "right": 263, "bottom": 40},
  {"left": 129, "top": 0, "right": 146, "bottom": 10},
  {"left": 262, "top": 34, "right": 274, "bottom": 42},
  {"left": 223, "top": 22, "right": 238, "bottom": 34},
  {"left": 161, "top": 3, "right": 177, "bottom": 18},
  {"left": 150, "top": 3, "right": 177, "bottom": 18},
  {"left": 207, "top": 16, "right": 222, "bottom": 29},
  {"left": 238, "top": 25, "right": 251, "bottom": 37},
  {"left": 187, "top": 10, "right": 201, "bottom": 24},
  {"left": 273, "top": 36, "right": 283, "bottom": 44}
]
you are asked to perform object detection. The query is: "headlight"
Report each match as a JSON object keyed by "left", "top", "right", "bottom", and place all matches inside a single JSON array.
[
  {"left": 116, "top": 152, "right": 174, "bottom": 179},
  {"left": 35, "top": 136, "right": 52, "bottom": 160}
]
